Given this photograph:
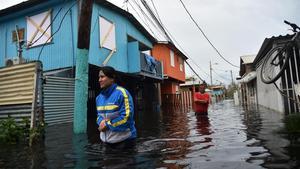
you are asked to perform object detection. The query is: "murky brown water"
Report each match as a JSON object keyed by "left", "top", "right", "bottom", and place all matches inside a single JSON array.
[{"left": 1, "top": 100, "right": 300, "bottom": 168}]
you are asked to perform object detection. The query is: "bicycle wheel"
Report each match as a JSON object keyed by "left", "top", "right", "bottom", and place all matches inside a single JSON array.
[{"left": 260, "top": 45, "right": 290, "bottom": 84}]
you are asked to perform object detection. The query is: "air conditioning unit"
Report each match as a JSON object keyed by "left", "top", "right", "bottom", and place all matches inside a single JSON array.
[{"left": 5, "top": 57, "right": 25, "bottom": 66}]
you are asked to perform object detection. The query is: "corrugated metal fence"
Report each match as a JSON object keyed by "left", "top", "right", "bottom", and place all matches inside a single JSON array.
[
  {"left": 43, "top": 76, "right": 75, "bottom": 125},
  {"left": 0, "top": 62, "right": 42, "bottom": 127}
]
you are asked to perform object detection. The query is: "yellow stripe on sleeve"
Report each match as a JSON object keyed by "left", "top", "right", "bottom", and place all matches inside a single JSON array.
[{"left": 108, "top": 87, "right": 130, "bottom": 127}]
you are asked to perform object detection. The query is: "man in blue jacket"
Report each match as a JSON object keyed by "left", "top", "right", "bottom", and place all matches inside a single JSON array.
[{"left": 96, "top": 66, "right": 136, "bottom": 146}]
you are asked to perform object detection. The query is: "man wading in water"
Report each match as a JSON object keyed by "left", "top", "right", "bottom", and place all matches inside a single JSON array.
[{"left": 193, "top": 83, "right": 210, "bottom": 116}]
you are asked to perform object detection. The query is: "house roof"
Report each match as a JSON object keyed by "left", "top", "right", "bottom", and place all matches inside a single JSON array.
[
  {"left": 253, "top": 34, "right": 293, "bottom": 66},
  {"left": 0, "top": 0, "right": 157, "bottom": 44},
  {"left": 240, "top": 55, "right": 255, "bottom": 64},
  {"left": 239, "top": 54, "right": 255, "bottom": 76},
  {"left": 239, "top": 71, "right": 256, "bottom": 83},
  {"left": 0, "top": 0, "right": 50, "bottom": 19},
  {"left": 156, "top": 41, "right": 188, "bottom": 60}
]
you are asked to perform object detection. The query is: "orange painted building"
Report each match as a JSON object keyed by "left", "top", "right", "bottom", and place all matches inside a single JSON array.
[{"left": 151, "top": 41, "right": 187, "bottom": 95}]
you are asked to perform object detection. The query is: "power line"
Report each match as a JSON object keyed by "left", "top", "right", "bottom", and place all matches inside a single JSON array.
[
  {"left": 148, "top": 0, "right": 209, "bottom": 80},
  {"left": 29, "top": 0, "right": 72, "bottom": 47},
  {"left": 130, "top": 0, "right": 166, "bottom": 40},
  {"left": 140, "top": 0, "right": 173, "bottom": 42},
  {"left": 185, "top": 60, "right": 204, "bottom": 82},
  {"left": 178, "top": 0, "right": 239, "bottom": 68},
  {"left": 127, "top": 1, "right": 159, "bottom": 39},
  {"left": 212, "top": 69, "right": 231, "bottom": 81},
  {"left": 38, "top": 0, "right": 78, "bottom": 60}
]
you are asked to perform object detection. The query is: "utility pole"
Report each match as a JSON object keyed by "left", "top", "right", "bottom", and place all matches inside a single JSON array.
[
  {"left": 210, "top": 61, "right": 212, "bottom": 86},
  {"left": 230, "top": 70, "right": 234, "bottom": 85},
  {"left": 74, "top": 0, "right": 93, "bottom": 134}
]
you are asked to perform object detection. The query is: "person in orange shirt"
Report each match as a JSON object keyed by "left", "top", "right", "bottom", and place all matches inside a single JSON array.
[{"left": 194, "top": 83, "right": 210, "bottom": 116}]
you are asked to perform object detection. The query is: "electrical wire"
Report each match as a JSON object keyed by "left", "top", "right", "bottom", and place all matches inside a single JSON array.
[
  {"left": 147, "top": 0, "right": 209, "bottom": 80},
  {"left": 130, "top": 0, "right": 166, "bottom": 40},
  {"left": 212, "top": 69, "right": 231, "bottom": 81},
  {"left": 141, "top": 0, "right": 173, "bottom": 42},
  {"left": 37, "top": 0, "right": 78, "bottom": 60},
  {"left": 29, "top": 7, "right": 62, "bottom": 47},
  {"left": 178, "top": 0, "right": 239, "bottom": 68},
  {"left": 185, "top": 60, "right": 204, "bottom": 82},
  {"left": 29, "top": 0, "right": 72, "bottom": 47},
  {"left": 128, "top": 1, "right": 160, "bottom": 39}
]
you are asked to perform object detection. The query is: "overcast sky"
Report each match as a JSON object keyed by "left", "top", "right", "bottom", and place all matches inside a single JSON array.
[{"left": 1, "top": 0, "right": 300, "bottom": 85}]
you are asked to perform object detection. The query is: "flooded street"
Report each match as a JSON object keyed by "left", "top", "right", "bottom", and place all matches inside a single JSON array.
[{"left": 1, "top": 100, "right": 300, "bottom": 169}]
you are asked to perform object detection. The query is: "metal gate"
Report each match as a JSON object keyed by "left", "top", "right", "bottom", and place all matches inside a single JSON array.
[
  {"left": 43, "top": 76, "right": 74, "bottom": 125},
  {"left": 281, "top": 45, "right": 300, "bottom": 114}
]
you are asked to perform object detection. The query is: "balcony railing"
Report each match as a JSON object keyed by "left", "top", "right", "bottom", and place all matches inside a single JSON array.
[{"left": 140, "top": 53, "right": 163, "bottom": 79}]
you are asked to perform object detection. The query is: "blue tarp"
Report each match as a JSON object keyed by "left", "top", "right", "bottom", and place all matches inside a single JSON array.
[{"left": 144, "top": 54, "right": 157, "bottom": 73}]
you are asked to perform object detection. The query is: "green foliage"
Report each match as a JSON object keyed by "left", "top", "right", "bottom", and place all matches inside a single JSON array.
[
  {"left": 29, "top": 121, "right": 45, "bottom": 146},
  {"left": 0, "top": 117, "right": 23, "bottom": 144},
  {"left": 225, "top": 84, "right": 238, "bottom": 99},
  {"left": 284, "top": 114, "right": 300, "bottom": 133},
  {"left": 0, "top": 117, "right": 45, "bottom": 145}
]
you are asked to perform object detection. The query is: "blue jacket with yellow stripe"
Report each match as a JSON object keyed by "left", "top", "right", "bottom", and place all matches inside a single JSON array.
[{"left": 96, "top": 83, "right": 136, "bottom": 143}]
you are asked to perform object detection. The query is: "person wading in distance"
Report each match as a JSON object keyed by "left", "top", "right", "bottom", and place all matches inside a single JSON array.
[{"left": 193, "top": 83, "right": 211, "bottom": 116}]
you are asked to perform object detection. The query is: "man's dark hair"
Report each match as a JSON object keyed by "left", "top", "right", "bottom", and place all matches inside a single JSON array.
[
  {"left": 100, "top": 66, "right": 116, "bottom": 79},
  {"left": 199, "top": 83, "right": 207, "bottom": 87}
]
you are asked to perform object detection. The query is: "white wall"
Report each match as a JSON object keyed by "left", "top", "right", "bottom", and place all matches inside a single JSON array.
[{"left": 256, "top": 65, "right": 285, "bottom": 113}]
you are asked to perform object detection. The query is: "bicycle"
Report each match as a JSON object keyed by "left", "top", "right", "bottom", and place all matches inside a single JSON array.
[{"left": 260, "top": 20, "right": 300, "bottom": 84}]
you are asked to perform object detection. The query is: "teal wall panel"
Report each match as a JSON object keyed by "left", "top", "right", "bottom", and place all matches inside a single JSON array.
[
  {"left": 88, "top": 4, "right": 153, "bottom": 73},
  {"left": 0, "top": 0, "right": 78, "bottom": 71},
  {"left": 128, "top": 41, "right": 140, "bottom": 73},
  {"left": 0, "top": 1, "right": 153, "bottom": 73}
]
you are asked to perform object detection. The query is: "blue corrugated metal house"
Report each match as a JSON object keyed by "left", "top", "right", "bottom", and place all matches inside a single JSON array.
[{"left": 0, "top": 0, "right": 163, "bottom": 126}]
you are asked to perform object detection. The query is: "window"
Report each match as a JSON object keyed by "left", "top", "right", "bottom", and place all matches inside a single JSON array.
[
  {"left": 27, "top": 10, "right": 52, "bottom": 47},
  {"left": 179, "top": 57, "right": 183, "bottom": 71},
  {"left": 170, "top": 50, "right": 175, "bottom": 67},
  {"left": 99, "top": 16, "right": 116, "bottom": 50},
  {"left": 12, "top": 28, "right": 25, "bottom": 42}
]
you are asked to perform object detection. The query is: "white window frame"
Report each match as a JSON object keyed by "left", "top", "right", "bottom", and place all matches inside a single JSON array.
[
  {"left": 179, "top": 57, "right": 183, "bottom": 71},
  {"left": 26, "top": 10, "right": 52, "bottom": 47},
  {"left": 170, "top": 50, "right": 175, "bottom": 67},
  {"left": 99, "top": 16, "right": 116, "bottom": 50}
]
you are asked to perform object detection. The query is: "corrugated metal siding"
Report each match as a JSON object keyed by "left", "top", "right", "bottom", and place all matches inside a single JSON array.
[
  {"left": 43, "top": 76, "right": 74, "bottom": 125},
  {"left": 0, "top": 62, "right": 41, "bottom": 127},
  {"left": 0, "top": 104, "right": 32, "bottom": 122},
  {"left": 0, "top": 63, "right": 36, "bottom": 105}
]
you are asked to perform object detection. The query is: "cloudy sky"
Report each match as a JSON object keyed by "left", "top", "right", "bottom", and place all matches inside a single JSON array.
[{"left": 1, "top": 0, "right": 299, "bottom": 84}]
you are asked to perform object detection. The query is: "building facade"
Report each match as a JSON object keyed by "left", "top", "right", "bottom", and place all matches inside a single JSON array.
[
  {"left": 152, "top": 41, "right": 187, "bottom": 105},
  {"left": 253, "top": 35, "right": 300, "bottom": 114},
  {"left": 238, "top": 55, "right": 257, "bottom": 107},
  {"left": 0, "top": 0, "right": 163, "bottom": 125}
]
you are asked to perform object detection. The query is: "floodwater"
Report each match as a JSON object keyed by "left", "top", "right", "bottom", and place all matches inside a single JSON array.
[{"left": 1, "top": 100, "right": 300, "bottom": 169}]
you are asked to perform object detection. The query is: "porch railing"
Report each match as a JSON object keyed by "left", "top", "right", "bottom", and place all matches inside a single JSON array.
[{"left": 140, "top": 53, "right": 163, "bottom": 79}]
